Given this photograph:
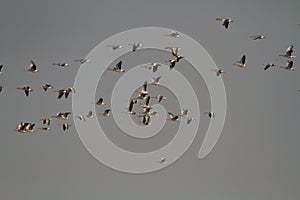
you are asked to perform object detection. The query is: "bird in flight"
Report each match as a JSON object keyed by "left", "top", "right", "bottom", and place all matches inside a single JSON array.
[
  {"left": 106, "top": 44, "right": 123, "bottom": 50},
  {"left": 122, "top": 99, "right": 137, "bottom": 115},
  {"left": 216, "top": 18, "right": 234, "bottom": 29},
  {"left": 40, "top": 118, "right": 51, "bottom": 126},
  {"left": 203, "top": 112, "right": 215, "bottom": 118},
  {"left": 280, "top": 60, "right": 295, "bottom": 71},
  {"left": 140, "top": 114, "right": 151, "bottom": 126},
  {"left": 165, "top": 59, "right": 177, "bottom": 70},
  {"left": 233, "top": 55, "right": 246, "bottom": 67},
  {"left": 128, "top": 43, "right": 143, "bottom": 52},
  {"left": 107, "top": 61, "right": 125, "bottom": 72},
  {"left": 212, "top": 69, "right": 225, "bottom": 76},
  {"left": 91, "top": 97, "right": 106, "bottom": 106},
  {"left": 58, "top": 123, "right": 71, "bottom": 131},
  {"left": 249, "top": 35, "right": 266, "bottom": 40},
  {"left": 74, "top": 58, "right": 91, "bottom": 64},
  {"left": 52, "top": 112, "right": 71, "bottom": 120},
  {"left": 140, "top": 62, "right": 161, "bottom": 73},
  {"left": 148, "top": 76, "right": 161, "bottom": 85},
  {"left": 39, "top": 83, "right": 52, "bottom": 92},
  {"left": 166, "top": 112, "right": 180, "bottom": 121},
  {"left": 136, "top": 81, "right": 148, "bottom": 95},
  {"left": 24, "top": 60, "right": 39, "bottom": 73},
  {"left": 279, "top": 45, "right": 296, "bottom": 59},
  {"left": 262, "top": 63, "right": 275, "bottom": 71},
  {"left": 17, "top": 86, "right": 33, "bottom": 96},
  {"left": 0, "top": 65, "right": 4, "bottom": 75},
  {"left": 52, "top": 62, "right": 70, "bottom": 67},
  {"left": 99, "top": 109, "right": 111, "bottom": 117},
  {"left": 164, "top": 31, "right": 180, "bottom": 38}
]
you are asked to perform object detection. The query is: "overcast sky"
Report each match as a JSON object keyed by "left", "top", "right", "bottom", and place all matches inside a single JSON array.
[{"left": 0, "top": 0, "right": 300, "bottom": 199}]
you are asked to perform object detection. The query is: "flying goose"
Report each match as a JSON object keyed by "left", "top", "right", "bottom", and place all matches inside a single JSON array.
[
  {"left": 280, "top": 60, "right": 295, "bottom": 71},
  {"left": 52, "top": 112, "right": 71, "bottom": 120},
  {"left": 164, "top": 31, "right": 180, "bottom": 38},
  {"left": 52, "top": 62, "right": 70, "bottom": 67},
  {"left": 212, "top": 69, "right": 225, "bottom": 76},
  {"left": 91, "top": 97, "right": 105, "bottom": 106},
  {"left": 122, "top": 99, "right": 137, "bottom": 115},
  {"left": 17, "top": 86, "right": 33, "bottom": 96},
  {"left": 279, "top": 45, "right": 296, "bottom": 58},
  {"left": 85, "top": 111, "right": 95, "bottom": 119},
  {"left": 166, "top": 112, "right": 180, "bottom": 121},
  {"left": 140, "top": 62, "right": 161, "bottom": 73},
  {"left": 140, "top": 96, "right": 151, "bottom": 109},
  {"left": 203, "top": 112, "right": 215, "bottom": 118},
  {"left": 216, "top": 18, "right": 234, "bottom": 29},
  {"left": 106, "top": 44, "right": 123, "bottom": 50},
  {"left": 128, "top": 43, "right": 143, "bottom": 52},
  {"left": 39, "top": 83, "right": 52, "bottom": 91},
  {"left": 233, "top": 55, "right": 246, "bottom": 67},
  {"left": 249, "top": 35, "right": 266, "bottom": 40},
  {"left": 148, "top": 76, "right": 161, "bottom": 85},
  {"left": 136, "top": 81, "right": 148, "bottom": 95},
  {"left": 107, "top": 61, "right": 125, "bottom": 72},
  {"left": 158, "top": 157, "right": 167, "bottom": 164},
  {"left": 40, "top": 118, "right": 51, "bottom": 126},
  {"left": 58, "top": 123, "right": 71, "bottom": 131},
  {"left": 165, "top": 59, "right": 177, "bottom": 70},
  {"left": 74, "top": 58, "right": 91, "bottom": 64},
  {"left": 99, "top": 109, "right": 111, "bottom": 117},
  {"left": 24, "top": 60, "right": 39, "bottom": 73},
  {"left": 151, "top": 94, "right": 166, "bottom": 103},
  {"left": 262, "top": 63, "right": 275, "bottom": 71},
  {"left": 140, "top": 114, "right": 151, "bottom": 126}
]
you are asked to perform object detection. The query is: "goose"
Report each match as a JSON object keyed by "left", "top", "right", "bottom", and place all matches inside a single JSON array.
[
  {"left": 151, "top": 94, "right": 166, "bottom": 103},
  {"left": 179, "top": 109, "right": 188, "bottom": 118},
  {"left": 140, "top": 62, "right": 161, "bottom": 73},
  {"left": 74, "top": 58, "right": 91, "bottom": 64},
  {"left": 203, "top": 112, "right": 215, "bottom": 118},
  {"left": 279, "top": 45, "right": 296, "bottom": 58},
  {"left": 249, "top": 35, "right": 266, "bottom": 40},
  {"left": 107, "top": 61, "right": 125, "bottom": 72},
  {"left": 24, "top": 60, "right": 39, "bottom": 73},
  {"left": 148, "top": 76, "right": 161, "bottom": 85},
  {"left": 212, "top": 69, "right": 225, "bottom": 76},
  {"left": 216, "top": 18, "right": 234, "bottom": 29},
  {"left": 106, "top": 44, "right": 123, "bottom": 50},
  {"left": 140, "top": 114, "right": 151, "bottom": 125},
  {"left": 99, "top": 109, "right": 111, "bottom": 117},
  {"left": 85, "top": 111, "right": 95, "bottom": 119},
  {"left": 262, "top": 63, "right": 275, "bottom": 71},
  {"left": 17, "top": 86, "right": 33, "bottom": 96},
  {"left": 165, "top": 59, "right": 177, "bottom": 70},
  {"left": 135, "top": 81, "right": 148, "bottom": 95},
  {"left": 40, "top": 118, "right": 51, "bottom": 126},
  {"left": 52, "top": 62, "right": 70, "bottom": 67},
  {"left": 14, "top": 122, "right": 29, "bottom": 133},
  {"left": 122, "top": 99, "right": 137, "bottom": 115},
  {"left": 164, "top": 31, "right": 180, "bottom": 38},
  {"left": 166, "top": 112, "right": 180, "bottom": 121},
  {"left": 73, "top": 114, "right": 86, "bottom": 121},
  {"left": 52, "top": 112, "right": 71, "bottom": 120},
  {"left": 158, "top": 157, "right": 167, "bottom": 164},
  {"left": 58, "top": 123, "right": 71, "bottom": 131},
  {"left": 92, "top": 97, "right": 105, "bottom": 106},
  {"left": 0, "top": 65, "right": 3, "bottom": 75},
  {"left": 186, "top": 116, "right": 195, "bottom": 124},
  {"left": 233, "top": 55, "right": 246, "bottom": 67},
  {"left": 128, "top": 43, "right": 143, "bottom": 52},
  {"left": 140, "top": 96, "right": 151, "bottom": 109},
  {"left": 39, "top": 83, "right": 52, "bottom": 91},
  {"left": 280, "top": 60, "right": 295, "bottom": 71}
]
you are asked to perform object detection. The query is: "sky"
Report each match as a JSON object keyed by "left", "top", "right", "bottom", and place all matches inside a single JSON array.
[{"left": 0, "top": 0, "right": 300, "bottom": 199}]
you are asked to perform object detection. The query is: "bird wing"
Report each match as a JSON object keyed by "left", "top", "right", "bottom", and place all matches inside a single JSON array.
[
  {"left": 30, "top": 60, "right": 37, "bottom": 70},
  {"left": 116, "top": 61, "right": 122, "bottom": 70},
  {"left": 240, "top": 55, "right": 246, "bottom": 64},
  {"left": 58, "top": 91, "right": 64, "bottom": 99}
]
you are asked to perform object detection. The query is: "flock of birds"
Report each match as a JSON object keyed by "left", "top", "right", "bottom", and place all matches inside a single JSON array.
[{"left": 1, "top": 20, "right": 299, "bottom": 163}]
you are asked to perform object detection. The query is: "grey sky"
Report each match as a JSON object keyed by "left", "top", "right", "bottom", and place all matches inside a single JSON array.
[{"left": 0, "top": 0, "right": 300, "bottom": 199}]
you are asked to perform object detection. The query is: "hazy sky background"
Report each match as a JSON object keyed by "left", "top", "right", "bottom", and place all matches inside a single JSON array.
[{"left": 0, "top": 0, "right": 300, "bottom": 199}]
